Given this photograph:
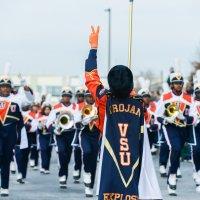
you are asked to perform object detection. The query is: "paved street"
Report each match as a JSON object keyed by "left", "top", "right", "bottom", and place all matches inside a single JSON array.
[{"left": 1, "top": 152, "right": 200, "bottom": 200}]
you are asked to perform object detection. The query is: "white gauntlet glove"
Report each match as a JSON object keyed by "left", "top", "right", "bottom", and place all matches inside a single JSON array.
[
  {"left": 176, "top": 112, "right": 185, "bottom": 121},
  {"left": 146, "top": 124, "right": 150, "bottom": 128},
  {"left": 164, "top": 115, "right": 176, "bottom": 125},
  {"left": 82, "top": 116, "right": 92, "bottom": 126},
  {"left": 54, "top": 128, "right": 61, "bottom": 135}
]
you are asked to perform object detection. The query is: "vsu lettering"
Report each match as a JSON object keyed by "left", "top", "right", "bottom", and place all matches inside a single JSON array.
[{"left": 118, "top": 123, "right": 130, "bottom": 166}]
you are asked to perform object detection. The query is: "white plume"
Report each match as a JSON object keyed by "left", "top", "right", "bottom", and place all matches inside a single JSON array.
[
  {"left": 18, "top": 73, "right": 27, "bottom": 86},
  {"left": 45, "top": 94, "right": 52, "bottom": 104},
  {"left": 138, "top": 76, "right": 150, "bottom": 90},
  {"left": 34, "top": 92, "right": 41, "bottom": 103},
  {"left": 3, "top": 62, "right": 12, "bottom": 77},
  {"left": 193, "top": 70, "right": 200, "bottom": 84}
]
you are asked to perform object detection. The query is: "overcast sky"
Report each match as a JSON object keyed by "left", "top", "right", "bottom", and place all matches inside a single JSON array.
[{"left": 0, "top": 0, "right": 200, "bottom": 77}]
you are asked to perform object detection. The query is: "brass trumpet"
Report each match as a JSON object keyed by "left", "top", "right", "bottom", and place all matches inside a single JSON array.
[
  {"left": 55, "top": 111, "right": 74, "bottom": 135},
  {"left": 81, "top": 105, "right": 98, "bottom": 125},
  {"left": 82, "top": 105, "right": 93, "bottom": 116},
  {"left": 165, "top": 103, "right": 186, "bottom": 127},
  {"left": 165, "top": 103, "right": 179, "bottom": 117}
]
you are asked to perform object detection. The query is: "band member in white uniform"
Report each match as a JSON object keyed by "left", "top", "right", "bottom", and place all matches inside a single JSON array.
[
  {"left": 46, "top": 87, "right": 78, "bottom": 188},
  {"left": 37, "top": 103, "right": 53, "bottom": 174},
  {"left": 156, "top": 72, "right": 194, "bottom": 196}
]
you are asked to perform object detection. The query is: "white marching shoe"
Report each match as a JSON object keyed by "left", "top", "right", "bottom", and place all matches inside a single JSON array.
[
  {"left": 196, "top": 185, "right": 200, "bottom": 193},
  {"left": 85, "top": 187, "right": 93, "bottom": 198},
  {"left": 29, "top": 160, "right": 35, "bottom": 167},
  {"left": 44, "top": 170, "right": 50, "bottom": 174},
  {"left": 59, "top": 176, "right": 67, "bottom": 189},
  {"left": 83, "top": 172, "right": 91, "bottom": 187},
  {"left": 0, "top": 188, "right": 9, "bottom": 197},
  {"left": 195, "top": 171, "right": 200, "bottom": 193},
  {"left": 176, "top": 168, "right": 182, "bottom": 178},
  {"left": 73, "top": 170, "right": 80, "bottom": 183},
  {"left": 10, "top": 161, "right": 16, "bottom": 174},
  {"left": 40, "top": 168, "right": 45, "bottom": 174},
  {"left": 193, "top": 172, "right": 198, "bottom": 181},
  {"left": 17, "top": 173, "right": 25, "bottom": 184},
  {"left": 33, "top": 166, "right": 38, "bottom": 171},
  {"left": 151, "top": 145, "right": 157, "bottom": 155},
  {"left": 159, "top": 165, "right": 167, "bottom": 177},
  {"left": 167, "top": 174, "right": 177, "bottom": 196}
]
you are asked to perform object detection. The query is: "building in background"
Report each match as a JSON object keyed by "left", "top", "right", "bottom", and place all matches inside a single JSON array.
[{"left": 10, "top": 74, "right": 109, "bottom": 103}]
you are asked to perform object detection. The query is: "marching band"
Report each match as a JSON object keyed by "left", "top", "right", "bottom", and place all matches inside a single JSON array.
[{"left": 0, "top": 27, "right": 200, "bottom": 199}]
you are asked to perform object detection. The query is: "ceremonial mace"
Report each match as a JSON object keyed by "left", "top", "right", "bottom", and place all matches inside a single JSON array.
[
  {"left": 105, "top": 8, "right": 111, "bottom": 72},
  {"left": 128, "top": 0, "right": 134, "bottom": 69}
]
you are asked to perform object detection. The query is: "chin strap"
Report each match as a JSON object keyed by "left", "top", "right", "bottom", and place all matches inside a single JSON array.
[{"left": 172, "top": 90, "right": 182, "bottom": 96}]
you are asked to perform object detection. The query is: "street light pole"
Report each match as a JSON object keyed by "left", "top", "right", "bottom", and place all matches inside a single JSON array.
[
  {"left": 105, "top": 8, "right": 111, "bottom": 72},
  {"left": 128, "top": 0, "right": 134, "bottom": 69}
]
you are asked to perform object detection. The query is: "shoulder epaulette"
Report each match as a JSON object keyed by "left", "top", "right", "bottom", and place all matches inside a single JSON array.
[
  {"left": 78, "top": 102, "right": 85, "bottom": 110},
  {"left": 182, "top": 92, "right": 192, "bottom": 103},
  {"left": 53, "top": 103, "right": 62, "bottom": 109},
  {"left": 163, "top": 92, "right": 173, "bottom": 101},
  {"left": 28, "top": 111, "right": 36, "bottom": 118}
]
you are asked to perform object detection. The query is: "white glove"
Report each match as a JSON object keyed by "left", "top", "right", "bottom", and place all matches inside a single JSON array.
[
  {"left": 176, "top": 112, "right": 185, "bottom": 120},
  {"left": 146, "top": 124, "right": 150, "bottom": 128},
  {"left": 163, "top": 119, "right": 168, "bottom": 125},
  {"left": 20, "top": 78, "right": 27, "bottom": 87},
  {"left": 82, "top": 115, "right": 98, "bottom": 126},
  {"left": 164, "top": 116, "right": 176, "bottom": 124},
  {"left": 82, "top": 116, "right": 92, "bottom": 125},
  {"left": 54, "top": 127, "right": 61, "bottom": 135},
  {"left": 38, "top": 122, "right": 43, "bottom": 130}
]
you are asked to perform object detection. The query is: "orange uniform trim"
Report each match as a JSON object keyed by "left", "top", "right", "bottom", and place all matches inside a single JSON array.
[
  {"left": 144, "top": 111, "right": 151, "bottom": 124},
  {"left": 85, "top": 69, "right": 107, "bottom": 134},
  {"left": 149, "top": 101, "right": 157, "bottom": 112},
  {"left": 53, "top": 103, "right": 63, "bottom": 110},
  {"left": 0, "top": 100, "right": 11, "bottom": 124},
  {"left": 144, "top": 102, "right": 157, "bottom": 124},
  {"left": 179, "top": 102, "right": 186, "bottom": 112},
  {"left": 77, "top": 102, "right": 85, "bottom": 110},
  {"left": 182, "top": 93, "right": 192, "bottom": 103},
  {"left": 28, "top": 111, "right": 37, "bottom": 119},
  {"left": 163, "top": 92, "right": 173, "bottom": 101}
]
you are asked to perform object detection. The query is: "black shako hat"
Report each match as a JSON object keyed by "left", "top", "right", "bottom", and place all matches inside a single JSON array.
[
  {"left": 107, "top": 65, "right": 133, "bottom": 98},
  {"left": 0, "top": 77, "right": 12, "bottom": 87}
]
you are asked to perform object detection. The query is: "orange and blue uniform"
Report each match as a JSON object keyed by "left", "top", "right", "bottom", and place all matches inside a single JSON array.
[
  {"left": 156, "top": 91, "right": 194, "bottom": 175},
  {"left": 85, "top": 49, "right": 108, "bottom": 135},
  {"left": 85, "top": 49, "right": 145, "bottom": 200}
]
